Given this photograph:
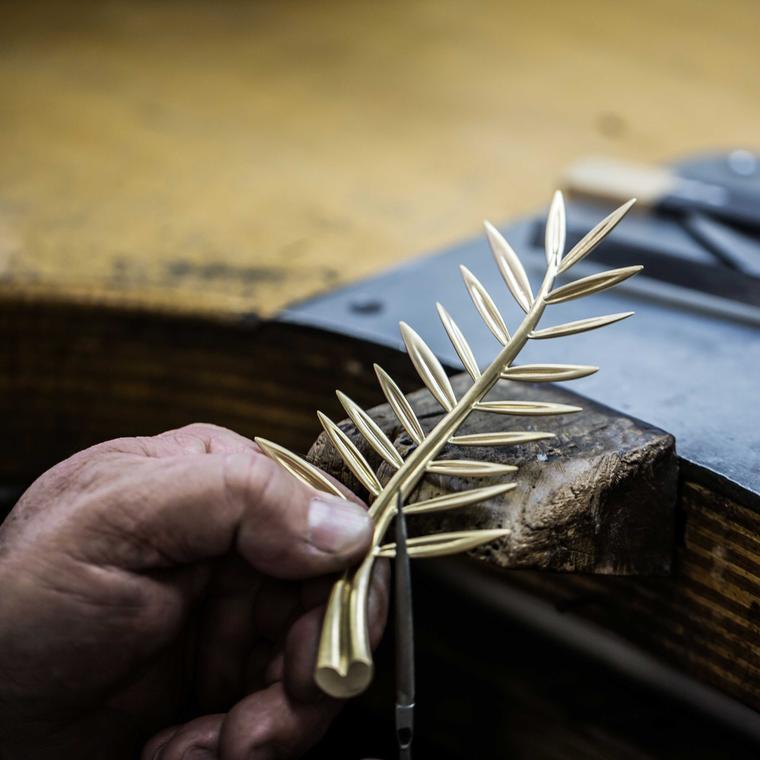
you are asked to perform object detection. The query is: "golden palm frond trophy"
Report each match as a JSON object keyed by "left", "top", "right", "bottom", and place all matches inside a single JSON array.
[{"left": 256, "top": 192, "right": 640, "bottom": 698}]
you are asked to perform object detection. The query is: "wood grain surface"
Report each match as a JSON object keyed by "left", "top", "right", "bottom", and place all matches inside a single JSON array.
[
  {"left": 503, "top": 481, "right": 760, "bottom": 711},
  {"left": 1, "top": 0, "right": 759, "bottom": 318},
  {"left": 0, "top": 300, "right": 423, "bottom": 487}
]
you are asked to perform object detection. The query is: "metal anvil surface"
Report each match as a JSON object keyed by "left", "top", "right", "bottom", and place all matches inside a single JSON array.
[{"left": 284, "top": 203, "right": 760, "bottom": 504}]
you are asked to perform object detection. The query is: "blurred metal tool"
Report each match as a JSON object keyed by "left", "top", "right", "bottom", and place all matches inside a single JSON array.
[
  {"left": 681, "top": 212, "right": 760, "bottom": 278},
  {"left": 550, "top": 153, "right": 760, "bottom": 307},
  {"left": 564, "top": 156, "right": 760, "bottom": 234},
  {"left": 537, "top": 204, "right": 760, "bottom": 309},
  {"left": 395, "top": 490, "right": 414, "bottom": 760}
]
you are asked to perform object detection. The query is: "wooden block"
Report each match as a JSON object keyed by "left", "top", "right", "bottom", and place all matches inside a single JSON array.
[{"left": 308, "top": 372, "right": 677, "bottom": 575}]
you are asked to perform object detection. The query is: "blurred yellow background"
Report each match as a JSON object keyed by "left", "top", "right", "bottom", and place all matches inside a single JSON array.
[{"left": 1, "top": 0, "right": 758, "bottom": 317}]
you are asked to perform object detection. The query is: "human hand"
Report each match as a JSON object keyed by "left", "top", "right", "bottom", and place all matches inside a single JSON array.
[{"left": 0, "top": 423, "right": 388, "bottom": 759}]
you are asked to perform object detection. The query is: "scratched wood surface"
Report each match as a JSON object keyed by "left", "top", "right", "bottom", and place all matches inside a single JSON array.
[
  {"left": 1, "top": 0, "right": 759, "bottom": 319},
  {"left": 309, "top": 374, "right": 677, "bottom": 575}
]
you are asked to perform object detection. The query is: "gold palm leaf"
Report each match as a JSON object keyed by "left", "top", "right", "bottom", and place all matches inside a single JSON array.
[{"left": 255, "top": 192, "right": 640, "bottom": 698}]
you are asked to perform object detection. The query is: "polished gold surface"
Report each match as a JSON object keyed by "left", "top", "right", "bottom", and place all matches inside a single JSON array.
[
  {"left": 0, "top": 1, "right": 757, "bottom": 319},
  {"left": 544, "top": 265, "right": 643, "bottom": 304},
  {"left": 402, "top": 483, "right": 516, "bottom": 516},
  {"left": 376, "top": 529, "right": 513, "bottom": 560},
  {"left": 256, "top": 194, "right": 640, "bottom": 698},
  {"left": 317, "top": 411, "right": 383, "bottom": 497},
  {"left": 530, "top": 311, "right": 634, "bottom": 340},
  {"left": 255, "top": 438, "right": 345, "bottom": 499},
  {"left": 500, "top": 364, "right": 599, "bottom": 382},
  {"left": 424, "top": 460, "right": 518, "bottom": 477},
  {"left": 473, "top": 400, "right": 583, "bottom": 416}
]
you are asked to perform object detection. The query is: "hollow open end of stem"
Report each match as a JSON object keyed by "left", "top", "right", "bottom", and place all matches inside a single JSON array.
[
  {"left": 315, "top": 659, "right": 374, "bottom": 700},
  {"left": 314, "top": 569, "right": 375, "bottom": 698}
]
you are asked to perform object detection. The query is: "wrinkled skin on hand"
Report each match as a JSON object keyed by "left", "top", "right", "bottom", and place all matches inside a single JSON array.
[{"left": 0, "top": 424, "right": 388, "bottom": 760}]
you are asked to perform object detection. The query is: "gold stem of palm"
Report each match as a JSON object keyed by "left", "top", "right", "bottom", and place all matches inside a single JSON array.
[{"left": 256, "top": 192, "right": 640, "bottom": 698}]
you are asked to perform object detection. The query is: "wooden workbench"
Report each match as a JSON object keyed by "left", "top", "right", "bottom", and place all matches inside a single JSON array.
[{"left": 1, "top": 0, "right": 758, "bottom": 319}]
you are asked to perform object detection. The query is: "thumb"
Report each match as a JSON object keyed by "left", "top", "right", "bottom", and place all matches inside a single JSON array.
[
  {"left": 80, "top": 449, "right": 373, "bottom": 580},
  {"left": 228, "top": 451, "right": 373, "bottom": 579}
]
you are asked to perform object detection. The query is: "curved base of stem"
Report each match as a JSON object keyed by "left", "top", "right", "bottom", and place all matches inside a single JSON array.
[{"left": 314, "top": 557, "right": 375, "bottom": 698}]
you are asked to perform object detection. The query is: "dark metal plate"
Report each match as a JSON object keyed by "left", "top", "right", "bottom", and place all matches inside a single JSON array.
[{"left": 281, "top": 212, "right": 760, "bottom": 501}]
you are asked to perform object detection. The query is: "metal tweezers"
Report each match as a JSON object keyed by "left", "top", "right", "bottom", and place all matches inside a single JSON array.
[{"left": 395, "top": 490, "right": 415, "bottom": 760}]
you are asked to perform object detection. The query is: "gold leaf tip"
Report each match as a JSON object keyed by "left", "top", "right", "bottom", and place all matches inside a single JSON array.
[
  {"left": 376, "top": 527, "right": 512, "bottom": 559},
  {"left": 544, "top": 265, "right": 643, "bottom": 305},
  {"left": 459, "top": 265, "right": 511, "bottom": 345},
  {"left": 483, "top": 219, "right": 533, "bottom": 312},
  {"left": 399, "top": 319, "right": 457, "bottom": 412},
  {"left": 317, "top": 410, "right": 382, "bottom": 496},
  {"left": 254, "top": 436, "right": 346, "bottom": 499},
  {"left": 336, "top": 389, "right": 404, "bottom": 469},
  {"left": 558, "top": 197, "right": 637, "bottom": 273},
  {"left": 545, "top": 190, "right": 567, "bottom": 267},
  {"left": 436, "top": 301, "right": 481, "bottom": 381},
  {"left": 374, "top": 362, "right": 426, "bottom": 445},
  {"left": 530, "top": 310, "right": 634, "bottom": 340}
]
